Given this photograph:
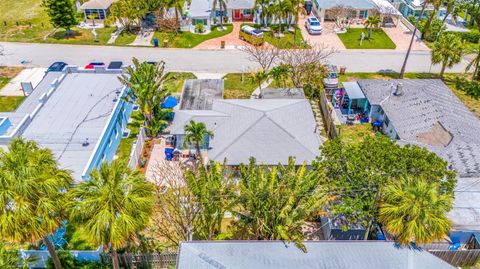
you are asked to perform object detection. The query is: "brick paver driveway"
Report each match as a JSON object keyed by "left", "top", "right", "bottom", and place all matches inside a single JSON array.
[
  {"left": 382, "top": 22, "right": 429, "bottom": 51},
  {"left": 195, "top": 22, "right": 249, "bottom": 49},
  {"left": 299, "top": 17, "right": 346, "bottom": 51}
]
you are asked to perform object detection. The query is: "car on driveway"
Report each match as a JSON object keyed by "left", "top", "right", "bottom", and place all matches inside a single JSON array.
[
  {"left": 305, "top": 17, "right": 322, "bottom": 35},
  {"left": 47, "top": 62, "right": 67, "bottom": 73},
  {"left": 85, "top": 62, "right": 105, "bottom": 69}
]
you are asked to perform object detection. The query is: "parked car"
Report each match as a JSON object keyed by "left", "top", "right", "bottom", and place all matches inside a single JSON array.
[
  {"left": 305, "top": 17, "right": 322, "bottom": 35},
  {"left": 323, "top": 65, "right": 339, "bottom": 90},
  {"left": 304, "top": 0, "right": 312, "bottom": 15},
  {"left": 85, "top": 62, "right": 105, "bottom": 69},
  {"left": 239, "top": 25, "right": 264, "bottom": 45},
  {"left": 46, "top": 62, "right": 67, "bottom": 73},
  {"left": 107, "top": 61, "right": 123, "bottom": 70}
]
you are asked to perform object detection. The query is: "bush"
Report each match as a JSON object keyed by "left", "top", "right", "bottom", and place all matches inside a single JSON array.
[
  {"left": 452, "top": 30, "right": 480, "bottom": 43},
  {"left": 455, "top": 77, "right": 480, "bottom": 99},
  {"left": 195, "top": 23, "right": 205, "bottom": 33},
  {"left": 46, "top": 251, "right": 108, "bottom": 269},
  {"left": 419, "top": 19, "right": 446, "bottom": 42}
]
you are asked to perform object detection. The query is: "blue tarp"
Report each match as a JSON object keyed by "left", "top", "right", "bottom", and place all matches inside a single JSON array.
[{"left": 162, "top": 96, "right": 178, "bottom": 109}]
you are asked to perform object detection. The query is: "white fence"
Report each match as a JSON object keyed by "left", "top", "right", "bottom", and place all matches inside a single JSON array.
[
  {"left": 128, "top": 127, "right": 147, "bottom": 169},
  {"left": 400, "top": 16, "right": 422, "bottom": 39}
]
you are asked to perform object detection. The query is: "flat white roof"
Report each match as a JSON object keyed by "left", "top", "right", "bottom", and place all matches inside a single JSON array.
[{"left": 21, "top": 70, "right": 124, "bottom": 180}]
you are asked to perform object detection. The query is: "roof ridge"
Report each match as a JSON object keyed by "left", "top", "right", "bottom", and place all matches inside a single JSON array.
[{"left": 216, "top": 99, "right": 301, "bottom": 113}]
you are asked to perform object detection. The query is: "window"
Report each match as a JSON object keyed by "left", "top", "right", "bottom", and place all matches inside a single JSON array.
[
  {"left": 359, "top": 10, "right": 368, "bottom": 19},
  {"left": 243, "top": 9, "right": 251, "bottom": 16},
  {"left": 193, "top": 19, "right": 207, "bottom": 25},
  {"left": 215, "top": 10, "right": 226, "bottom": 17},
  {"left": 314, "top": 0, "right": 319, "bottom": 9}
]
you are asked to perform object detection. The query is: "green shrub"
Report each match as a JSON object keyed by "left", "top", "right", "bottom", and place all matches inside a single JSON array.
[
  {"left": 453, "top": 30, "right": 480, "bottom": 43},
  {"left": 195, "top": 23, "right": 205, "bottom": 33},
  {"left": 455, "top": 77, "right": 480, "bottom": 99},
  {"left": 46, "top": 251, "right": 108, "bottom": 269}
]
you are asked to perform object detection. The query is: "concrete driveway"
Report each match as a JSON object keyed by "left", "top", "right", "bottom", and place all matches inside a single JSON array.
[
  {"left": 299, "top": 17, "right": 346, "bottom": 51},
  {"left": 382, "top": 22, "right": 429, "bottom": 51}
]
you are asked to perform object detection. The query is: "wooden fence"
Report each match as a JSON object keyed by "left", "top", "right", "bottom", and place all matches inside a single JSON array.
[
  {"left": 318, "top": 91, "right": 339, "bottom": 138},
  {"left": 428, "top": 249, "right": 480, "bottom": 267},
  {"left": 101, "top": 252, "right": 177, "bottom": 269}
]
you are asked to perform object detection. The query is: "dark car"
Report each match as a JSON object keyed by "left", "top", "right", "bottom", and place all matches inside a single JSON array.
[
  {"left": 85, "top": 62, "right": 105, "bottom": 69},
  {"left": 47, "top": 62, "right": 67, "bottom": 72},
  {"left": 107, "top": 61, "right": 123, "bottom": 69}
]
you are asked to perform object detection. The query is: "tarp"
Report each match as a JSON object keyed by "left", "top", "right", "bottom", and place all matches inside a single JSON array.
[
  {"left": 343, "top": 82, "right": 366, "bottom": 99},
  {"left": 162, "top": 96, "right": 178, "bottom": 109}
]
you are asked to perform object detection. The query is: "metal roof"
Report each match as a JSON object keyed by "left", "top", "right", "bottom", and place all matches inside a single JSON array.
[
  {"left": 171, "top": 99, "right": 322, "bottom": 165},
  {"left": 80, "top": 0, "right": 115, "bottom": 10},
  {"left": 343, "top": 81, "right": 366, "bottom": 99},
  {"left": 448, "top": 177, "right": 480, "bottom": 231},
  {"left": 177, "top": 241, "right": 456, "bottom": 269},
  {"left": 180, "top": 79, "right": 224, "bottom": 110}
]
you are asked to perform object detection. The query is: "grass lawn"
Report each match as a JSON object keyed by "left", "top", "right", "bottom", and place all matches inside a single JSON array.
[
  {"left": 242, "top": 23, "right": 307, "bottom": 49},
  {"left": 164, "top": 72, "right": 197, "bottom": 93},
  {"left": 45, "top": 27, "right": 116, "bottom": 45},
  {"left": 0, "top": 0, "right": 53, "bottom": 42},
  {"left": 0, "top": 96, "right": 25, "bottom": 112},
  {"left": 152, "top": 25, "right": 233, "bottom": 48},
  {"left": 0, "top": 66, "right": 23, "bottom": 89},
  {"left": 338, "top": 124, "right": 376, "bottom": 145},
  {"left": 223, "top": 73, "right": 262, "bottom": 99},
  {"left": 337, "top": 28, "right": 396, "bottom": 49},
  {"left": 114, "top": 30, "right": 137, "bottom": 45},
  {"left": 116, "top": 111, "right": 143, "bottom": 163}
]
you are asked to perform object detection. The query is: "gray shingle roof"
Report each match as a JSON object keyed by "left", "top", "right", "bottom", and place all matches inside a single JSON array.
[
  {"left": 358, "top": 79, "right": 480, "bottom": 178},
  {"left": 227, "top": 0, "right": 255, "bottom": 9},
  {"left": 177, "top": 241, "right": 456, "bottom": 269},
  {"left": 180, "top": 79, "right": 224, "bottom": 110},
  {"left": 171, "top": 99, "right": 322, "bottom": 165}
]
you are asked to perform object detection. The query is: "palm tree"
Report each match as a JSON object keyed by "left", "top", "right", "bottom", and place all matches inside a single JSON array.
[
  {"left": 379, "top": 177, "right": 452, "bottom": 245},
  {"left": 269, "top": 64, "right": 290, "bottom": 88},
  {"left": 68, "top": 160, "right": 155, "bottom": 269},
  {"left": 431, "top": 32, "right": 464, "bottom": 77},
  {"left": 0, "top": 138, "right": 72, "bottom": 269},
  {"left": 183, "top": 120, "right": 214, "bottom": 165},
  {"left": 213, "top": 0, "right": 228, "bottom": 29},
  {"left": 250, "top": 69, "right": 268, "bottom": 91},
  {"left": 274, "top": 0, "right": 291, "bottom": 36},
  {"left": 255, "top": 0, "right": 273, "bottom": 28},
  {"left": 423, "top": 0, "right": 444, "bottom": 39},
  {"left": 364, "top": 15, "right": 380, "bottom": 40},
  {"left": 399, "top": 0, "right": 433, "bottom": 78},
  {"left": 119, "top": 58, "right": 170, "bottom": 133},
  {"left": 465, "top": 44, "right": 480, "bottom": 81}
]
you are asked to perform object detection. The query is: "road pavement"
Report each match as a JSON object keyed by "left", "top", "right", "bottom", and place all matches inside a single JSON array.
[{"left": 0, "top": 42, "right": 470, "bottom": 73}]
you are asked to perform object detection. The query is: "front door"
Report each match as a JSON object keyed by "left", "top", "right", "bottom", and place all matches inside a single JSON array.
[{"left": 234, "top": 10, "right": 242, "bottom": 20}]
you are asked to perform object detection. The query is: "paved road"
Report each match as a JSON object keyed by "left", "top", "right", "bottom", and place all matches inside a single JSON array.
[{"left": 0, "top": 42, "right": 470, "bottom": 73}]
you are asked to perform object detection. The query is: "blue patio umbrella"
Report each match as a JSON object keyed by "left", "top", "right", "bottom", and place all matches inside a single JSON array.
[{"left": 162, "top": 96, "right": 178, "bottom": 109}]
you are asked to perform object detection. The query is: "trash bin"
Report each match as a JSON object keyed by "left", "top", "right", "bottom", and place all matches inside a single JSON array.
[
  {"left": 153, "top": 38, "right": 159, "bottom": 47},
  {"left": 221, "top": 40, "right": 225, "bottom": 49},
  {"left": 339, "top": 66, "right": 346, "bottom": 75},
  {"left": 163, "top": 40, "right": 169, "bottom": 48}
]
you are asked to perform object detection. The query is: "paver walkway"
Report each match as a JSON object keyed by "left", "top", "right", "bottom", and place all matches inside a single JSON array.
[
  {"left": 195, "top": 22, "right": 249, "bottom": 49},
  {"left": 129, "top": 28, "right": 154, "bottom": 46}
]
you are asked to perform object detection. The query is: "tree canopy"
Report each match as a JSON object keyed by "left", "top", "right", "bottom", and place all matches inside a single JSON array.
[{"left": 42, "top": 0, "right": 78, "bottom": 32}]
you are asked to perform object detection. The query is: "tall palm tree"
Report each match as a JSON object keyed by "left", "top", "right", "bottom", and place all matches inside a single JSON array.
[
  {"left": 399, "top": 0, "right": 432, "bottom": 78},
  {"left": 431, "top": 32, "right": 464, "bottom": 77},
  {"left": 465, "top": 43, "right": 480, "bottom": 81},
  {"left": 68, "top": 160, "right": 155, "bottom": 269},
  {"left": 364, "top": 15, "right": 380, "bottom": 40},
  {"left": 251, "top": 69, "right": 268, "bottom": 91},
  {"left": 274, "top": 0, "right": 291, "bottom": 36},
  {"left": 423, "top": 0, "right": 444, "bottom": 39},
  {"left": 255, "top": 0, "right": 272, "bottom": 28},
  {"left": 0, "top": 138, "right": 72, "bottom": 269},
  {"left": 119, "top": 57, "right": 170, "bottom": 132},
  {"left": 379, "top": 177, "right": 452, "bottom": 245},
  {"left": 183, "top": 120, "right": 214, "bottom": 165},
  {"left": 213, "top": 0, "right": 228, "bottom": 29}
]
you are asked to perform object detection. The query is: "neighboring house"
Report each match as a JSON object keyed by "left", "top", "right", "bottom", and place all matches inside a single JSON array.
[
  {"left": 0, "top": 66, "right": 133, "bottom": 182},
  {"left": 79, "top": 0, "right": 115, "bottom": 21},
  {"left": 177, "top": 241, "right": 456, "bottom": 269},
  {"left": 388, "top": 0, "right": 445, "bottom": 19},
  {"left": 312, "top": 0, "right": 378, "bottom": 22},
  {"left": 187, "top": 0, "right": 255, "bottom": 31},
  {"left": 350, "top": 79, "right": 480, "bottom": 232},
  {"left": 170, "top": 80, "right": 323, "bottom": 166}
]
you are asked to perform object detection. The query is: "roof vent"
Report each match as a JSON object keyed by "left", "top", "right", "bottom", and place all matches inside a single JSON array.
[{"left": 393, "top": 83, "right": 403, "bottom": 96}]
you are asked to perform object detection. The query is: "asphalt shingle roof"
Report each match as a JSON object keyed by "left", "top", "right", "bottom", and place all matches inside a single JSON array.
[
  {"left": 171, "top": 99, "right": 322, "bottom": 165},
  {"left": 177, "top": 241, "right": 455, "bottom": 269}
]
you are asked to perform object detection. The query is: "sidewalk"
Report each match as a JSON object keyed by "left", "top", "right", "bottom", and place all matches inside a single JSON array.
[
  {"left": 129, "top": 29, "right": 154, "bottom": 46},
  {"left": 0, "top": 68, "right": 46, "bottom": 96}
]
